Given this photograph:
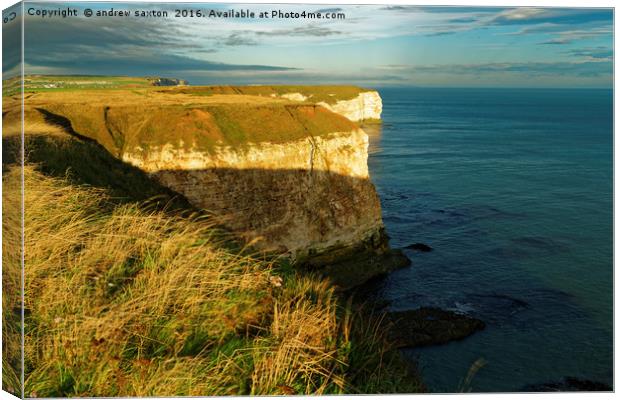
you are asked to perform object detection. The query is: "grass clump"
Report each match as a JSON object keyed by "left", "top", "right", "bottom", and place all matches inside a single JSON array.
[{"left": 5, "top": 164, "right": 422, "bottom": 397}]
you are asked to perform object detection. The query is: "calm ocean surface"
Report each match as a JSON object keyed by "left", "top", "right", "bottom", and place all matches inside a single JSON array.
[{"left": 364, "top": 87, "right": 613, "bottom": 392}]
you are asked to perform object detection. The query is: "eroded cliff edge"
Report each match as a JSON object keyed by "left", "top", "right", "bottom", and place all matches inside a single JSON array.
[{"left": 17, "top": 84, "right": 406, "bottom": 288}]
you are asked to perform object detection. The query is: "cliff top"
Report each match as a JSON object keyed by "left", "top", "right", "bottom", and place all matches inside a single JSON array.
[
  {"left": 165, "top": 85, "right": 373, "bottom": 105},
  {"left": 5, "top": 77, "right": 368, "bottom": 156},
  {"left": 3, "top": 75, "right": 159, "bottom": 96},
  {"left": 4, "top": 75, "right": 375, "bottom": 105}
]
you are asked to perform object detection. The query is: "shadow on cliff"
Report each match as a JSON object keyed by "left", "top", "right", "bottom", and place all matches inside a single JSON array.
[
  {"left": 3, "top": 133, "right": 193, "bottom": 211},
  {"left": 151, "top": 164, "right": 411, "bottom": 289}
]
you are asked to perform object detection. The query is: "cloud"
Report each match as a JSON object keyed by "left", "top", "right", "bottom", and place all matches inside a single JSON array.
[
  {"left": 375, "top": 64, "right": 413, "bottom": 71},
  {"left": 538, "top": 27, "right": 612, "bottom": 45},
  {"left": 406, "top": 6, "right": 506, "bottom": 14},
  {"left": 27, "top": 49, "right": 297, "bottom": 74},
  {"left": 564, "top": 46, "right": 612, "bottom": 61},
  {"left": 490, "top": 9, "right": 612, "bottom": 46},
  {"left": 506, "top": 23, "right": 571, "bottom": 35},
  {"left": 380, "top": 6, "right": 414, "bottom": 11},
  {"left": 2, "top": 13, "right": 22, "bottom": 77},
  {"left": 177, "top": 68, "right": 407, "bottom": 86},
  {"left": 424, "top": 30, "right": 456, "bottom": 37},
  {"left": 488, "top": 8, "right": 548, "bottom": 24},
  {"left": 22, "top": 13, "right": 296, "bottom": 77},
  {"left": 256, "top": 25, "right": 342, "bottom": 37},
  {"left": 315, "top": 8, "right": 343, "bottom": 13},
  {"left": 370, "top": 7, "right": 611, "bottom": 43},
  {"left": 15, "top": 3, "right": 614, "bottom": 88},
  {"left": 448, "top": 17, "right": 478, "bottom": 23},
  {"left": 408, "top": 60, "right": 612, "bottom": 78},
  {"left": 488, "top": 8, "right": 612, "bottom": 26},
  {"left": 221, "top": 33, "right": 258, "bottom": 46}
]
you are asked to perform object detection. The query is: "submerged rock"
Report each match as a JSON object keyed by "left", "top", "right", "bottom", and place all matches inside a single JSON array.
[
  {"left": 522, "top": 377, "right": 612, "bottom": 392},
  {"left": 319, "top": 248, "right": 411, "bottom": 292},
  {"left": 294, "top": 227, "right": 412, "bottom": 292},
  {"left": 404, "top": 243, "right": 433, "bottom": 252},
  {"left": 387, "top": 307, "right": 485, "bottom": 348}
]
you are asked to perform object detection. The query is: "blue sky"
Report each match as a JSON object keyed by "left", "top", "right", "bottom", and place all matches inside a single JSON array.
[{"left": 5, "top": 3, "right": 614, "bottom": 87}]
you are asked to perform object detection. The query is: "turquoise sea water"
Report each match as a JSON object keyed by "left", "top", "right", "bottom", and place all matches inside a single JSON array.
[{"left": 365, "top": 88, "right": 613, "bottom": 392}]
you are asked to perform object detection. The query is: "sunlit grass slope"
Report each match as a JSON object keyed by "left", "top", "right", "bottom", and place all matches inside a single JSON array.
[
  {"left": 4, "top": 162, "right": 422, "bottom": 396},
  {"left": 41, "top": 103, "right": 357, "bottom": 156}
]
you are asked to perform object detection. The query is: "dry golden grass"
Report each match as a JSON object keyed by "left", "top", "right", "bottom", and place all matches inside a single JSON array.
[
  {"left": 2, "top": 158, "right": 22, "bottom": 397},
  {"left": 3, "top": 165, "right": 420, "bottom": 396}
]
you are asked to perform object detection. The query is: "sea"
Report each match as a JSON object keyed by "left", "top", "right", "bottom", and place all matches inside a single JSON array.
[{"left": 364, "top": 87, "right": 613, "bottom": 393}]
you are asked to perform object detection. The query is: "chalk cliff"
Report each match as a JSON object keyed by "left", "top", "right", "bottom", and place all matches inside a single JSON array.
[
  {"left": 317, "top": 91, "right": 383, "bottom": 122},
  {"left": 276, "top": 90, "right": 382, "bottom": 122},
  {"left": 122, "top": 129, "right": 384, "bottom": 261},
  {"left": 26, "top": 85, "right": 404, "bottom": 286},
  {"left": 161, "top": 85, "right": 383, "bottom": 123}
]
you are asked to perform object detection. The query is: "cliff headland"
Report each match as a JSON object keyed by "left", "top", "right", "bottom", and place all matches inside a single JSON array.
[{"left": 5, "top": 77, "right": 405, "bottom": 289}]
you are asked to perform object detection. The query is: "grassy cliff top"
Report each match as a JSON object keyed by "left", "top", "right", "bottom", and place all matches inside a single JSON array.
[
  {"left": 4, "top": 76, "right": 375, "bottom": 104},
  {"left": 3, "top": 75, "right": 159, "bottom": 96},
  {"left": 166, "top": 85, "right": 372, "bottom": 104},
  {"left": 42, "top": 102, "right": 358, "bottom": 157},
  {"left": 7, "top": 78, "right": 363, "bottom": 156}
]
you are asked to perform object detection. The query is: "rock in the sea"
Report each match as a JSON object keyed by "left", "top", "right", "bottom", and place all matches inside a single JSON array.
[
  {"left": 387, "top": 307, "right": 485, "bottom": 348},
  {"left": 404, "top": 243, "right": 433, "bottom": 252},
  {"left": 319, "top": 247, "right": 412, "bottom": 292},
  {"left": 522, "top": 377, "right": 612, "bottom": 392}
]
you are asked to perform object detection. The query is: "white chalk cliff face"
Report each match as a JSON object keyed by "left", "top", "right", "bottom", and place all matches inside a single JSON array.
[
  {"left": 122, "top": 128, "right": 384, "bottom": 259},
  {"left": 318, "top": 91, "right": 383, "bottom": 122},
  {"left": 276, "top": 91, "right": 382, "bottom": 122}
]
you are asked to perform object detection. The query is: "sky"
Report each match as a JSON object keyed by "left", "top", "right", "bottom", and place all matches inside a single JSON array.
[{"left": 2, "top": 2, "right": 614, "bottom": 87}]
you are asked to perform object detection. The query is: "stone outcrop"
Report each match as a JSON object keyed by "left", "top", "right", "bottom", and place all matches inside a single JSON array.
[{"left": 387, "top": 308, "right": 485, "bottom": 348}]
